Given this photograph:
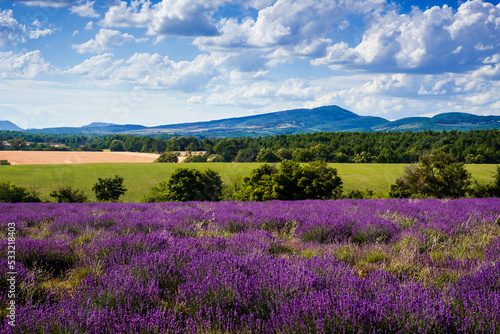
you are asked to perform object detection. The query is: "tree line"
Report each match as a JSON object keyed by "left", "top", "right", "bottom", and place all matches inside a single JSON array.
[
  {"left": 2, "top": 128, "right": 500, "bottom": 163},
  {"left": 1, "top": 152, "right": 499, "bottom": 203}
]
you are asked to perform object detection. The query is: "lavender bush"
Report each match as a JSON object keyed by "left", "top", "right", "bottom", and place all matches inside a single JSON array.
[{"left": 1, "top": 198, "right": 499, "bottom": 333}]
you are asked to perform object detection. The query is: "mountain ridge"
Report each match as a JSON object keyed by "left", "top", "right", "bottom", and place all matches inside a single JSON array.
[{"left": 2, "top": 106, "right": 500, "bottom": 137}]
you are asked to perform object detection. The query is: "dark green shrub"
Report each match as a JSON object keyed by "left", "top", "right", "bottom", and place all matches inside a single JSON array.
[
  {"left": 92, "top": 175, "right": 127, "bottom": 202},
  {"left": 49, "top": 186, "right": 88, "bottom": 203},
  {"left": 155, "top": 152, "right": 179, "bottom": 163},
  {"left": 389, "top": 151, "right": 471, "bottom": 199},
  {"left": 0, "top": 181, "right": 41, "bottom": 203},
  {"left": 238, "top": 160, "right": 343, "bottom": 201},
  {"left": 144, "top": 168, "right": 222, "bottom": 202},
  {"left": 183, "top": 154, "right": 207, "bottom": 163}
]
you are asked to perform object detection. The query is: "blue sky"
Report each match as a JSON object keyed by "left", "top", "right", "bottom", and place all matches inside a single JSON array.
[{"left": 0, "top": 0, "right": 499, "bottom": 129}]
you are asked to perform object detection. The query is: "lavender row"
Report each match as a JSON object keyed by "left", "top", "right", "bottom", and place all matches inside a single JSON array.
[{"left": 1, "top": 199, "right": 499, "bottom": 333}]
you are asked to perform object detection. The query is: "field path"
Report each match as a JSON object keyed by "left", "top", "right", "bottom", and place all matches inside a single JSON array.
[{"left": 0, "top": 151, "right": 161, "bottom": 165}]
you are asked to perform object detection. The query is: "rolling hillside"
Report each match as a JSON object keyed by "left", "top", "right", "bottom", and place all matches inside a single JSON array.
[{"left": 2, "top": 106, "right": 500, "bottom": 137}]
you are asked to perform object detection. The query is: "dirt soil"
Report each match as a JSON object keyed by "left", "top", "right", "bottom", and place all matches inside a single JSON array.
[{"left": 0, "top": 151, "right": 161, "bottom": 165}]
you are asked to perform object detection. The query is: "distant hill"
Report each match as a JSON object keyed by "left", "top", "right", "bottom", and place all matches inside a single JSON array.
[
  {"left": 25, "top": 123, "right": 147, "bottom": 135},
  {"left": 0, "top": 120, "right": 24, "bottom": 132},
  {"left": 3, "top": 106, "right": 500, "bottom": 137}
]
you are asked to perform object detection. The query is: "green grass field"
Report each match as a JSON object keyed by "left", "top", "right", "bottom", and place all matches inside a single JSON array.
[{"left": 0, "top": 163, "right": 496, "bottom": 202}]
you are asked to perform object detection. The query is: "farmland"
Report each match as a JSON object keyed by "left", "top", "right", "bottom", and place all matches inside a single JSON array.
[
  {"left": 1, "top": 199, "right": 499, "bottom": 332},
  {"left": 0, "top": 163, "right": 497, "bottom": 202}
]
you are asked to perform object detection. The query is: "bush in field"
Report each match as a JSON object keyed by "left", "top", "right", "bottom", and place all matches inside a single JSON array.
[
  {"left": 144, "top": 168, "right": 222, "bottom": 202},
  {"left": 183, "top": 154, "right": 207, "bottom": 163},
  {"left": 0, "top": 159, "right": 10, "bottom": 165},
  {"left": 92, "top": 175, "right": 127, "bottom": 202},
  {"left": 49, "top": 186, "right": 88, "bottom": 203},
  {"left": 155, "top": 152, "right": 178, "bottom": 163},
  {"left": 238, "top": 160, "right": 343, "bottom": 201},
  {"left": 389, "top": 151, "right": 472, "bottom": 199},
  {"left": 0, "top": 181, "right": 41, "bottom": 202}
]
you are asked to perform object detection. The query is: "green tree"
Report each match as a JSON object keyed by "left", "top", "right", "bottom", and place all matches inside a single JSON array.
[
  {"left": 295, "top": 161, "right": 343, "bottom": 199},
  {"left": 109, "top": 140, "right": 125, "bottom": 152},
  {"left": 92, "top": 175, "right": 127, "bottom": 202},
  {"left": 7, "top": 138, "right": 26, "bottom": 150},
  {"left": 186, "top": 142, "right": 197, "bottom": 155},
  {"left": 292, "top": 148, "right": 315, "bottom": 162},
  {"left": 0, "top": 181, "right": 41, "bottom": 203},
  {"left": 312, "top": 144, "right": 334, "bottom": 162},
  {"left": 152, "top": 139, "right": 167, "bottom": 154},
  {"left": 389, "top": 151, "right": 472, "bottom": 199},
  {"left": 238, "top": 164, "right": 276, "bottom": 201},
  {"left": 235, "top": 148, "right": 257, "bottom": 162},
  {"left": 49, "top": 186, "right": 87, "bottom": 203},
  {"left": 256, "top": 148, "right": 280, "bottom": 163},
  {"left": 123, "top": 137, "right": 142, "bottom": 152},
  {"left": 276, "top": 148, "right": 293, "bottom": 161},
  {"left": 144, "top": 168, "right": 222, "bottom": 202},
  {"left": 238, "top": 160, "right": 343, "bottom": 201},
  {"left": 155, "top": 152, "right": 179, "bottom": 163}
]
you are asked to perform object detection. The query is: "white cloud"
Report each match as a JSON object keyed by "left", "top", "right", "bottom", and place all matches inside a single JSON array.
[
  {"left": 72, "top": 28, "right": 144, "bottom": 53},
  {"left": 196, "top": 0, "right": 384, "bottom": 50},
  {"left": 70, "top": 1, "right": 100, "bottom": 18},
  {"left": 29, "top": 27, "right": 55, "bottom": 39},
  {"left": 85, "top": 21, "right": 94, "bottom": 30},
  {"left": 0, "top": 9, "right": 26, "bottom": 47},
  {"left": 204, "top": 78, "right": 324, "bottom": 108},
  {"left": 16, "top": 0, "right": 77, "bottom": 7},
  {"left": 0, "top": 51, "right": 52, "bottom": 78},
  {"left": 67, "top": 52, "right": 223, "bottom": 92},
  {"left": 314, "top": 0, "right": 500, "bottom": 74},
  {"left": 100, "top": 0, "right": 229, "bottom": 37},
  {"left": 0, "top": 9, "right": 57, "bottom": 46}
]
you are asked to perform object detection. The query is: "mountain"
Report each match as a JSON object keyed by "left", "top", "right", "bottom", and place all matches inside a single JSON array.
[
  {"left": 0, "top": 120, "right": 24, "bottom": 131},
  {"left": 2, "top": 106, "right": 500, "bottom": 137},
  {"left": 25, "top": 123, "right": 147, "bottom": 135},
  {"left": 132, "top": 105, "right": 388, "bottom": 136}
]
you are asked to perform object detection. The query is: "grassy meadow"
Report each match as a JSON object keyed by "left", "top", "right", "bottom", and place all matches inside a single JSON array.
[{"left": 0, "top": 162, "right": 497, "bottom": 202}]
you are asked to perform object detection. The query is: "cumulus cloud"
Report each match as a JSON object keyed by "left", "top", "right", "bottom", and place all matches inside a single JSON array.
[
  {"left": 70, "top": 1, "right": 100, "bottom": 18},
  {"left": 0, "top": 50, "right": 52, "bottom": 78},
  {"left": 0, "top": 9, "right": 58, "bottom": 46},
  {"left": 313, "top": 0, "right": 500, "bottom": 74},
  {"left": 100, "top": 0, "right": 230, "bottom": 37},
  {"left": 67, "top": 52, "right": 223, "bottom": 92},
  {"left": 72, "top": 28, "right": 145, "bottom": 53},
  {"left": 0, "top": 9, "right": 26, "bottom": 47},
  {"left": 195, "top": 0, "right": 384, "bottom": 51}
]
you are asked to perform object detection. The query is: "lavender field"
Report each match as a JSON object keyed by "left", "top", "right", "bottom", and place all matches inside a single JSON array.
[{"left": 1, "top": 199, "right": 500, "bottom": 333}]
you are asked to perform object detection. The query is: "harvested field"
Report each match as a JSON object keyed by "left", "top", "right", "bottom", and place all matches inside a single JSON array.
[{"left": 0, "top": 151, "right": 161, "bottom": 165}]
